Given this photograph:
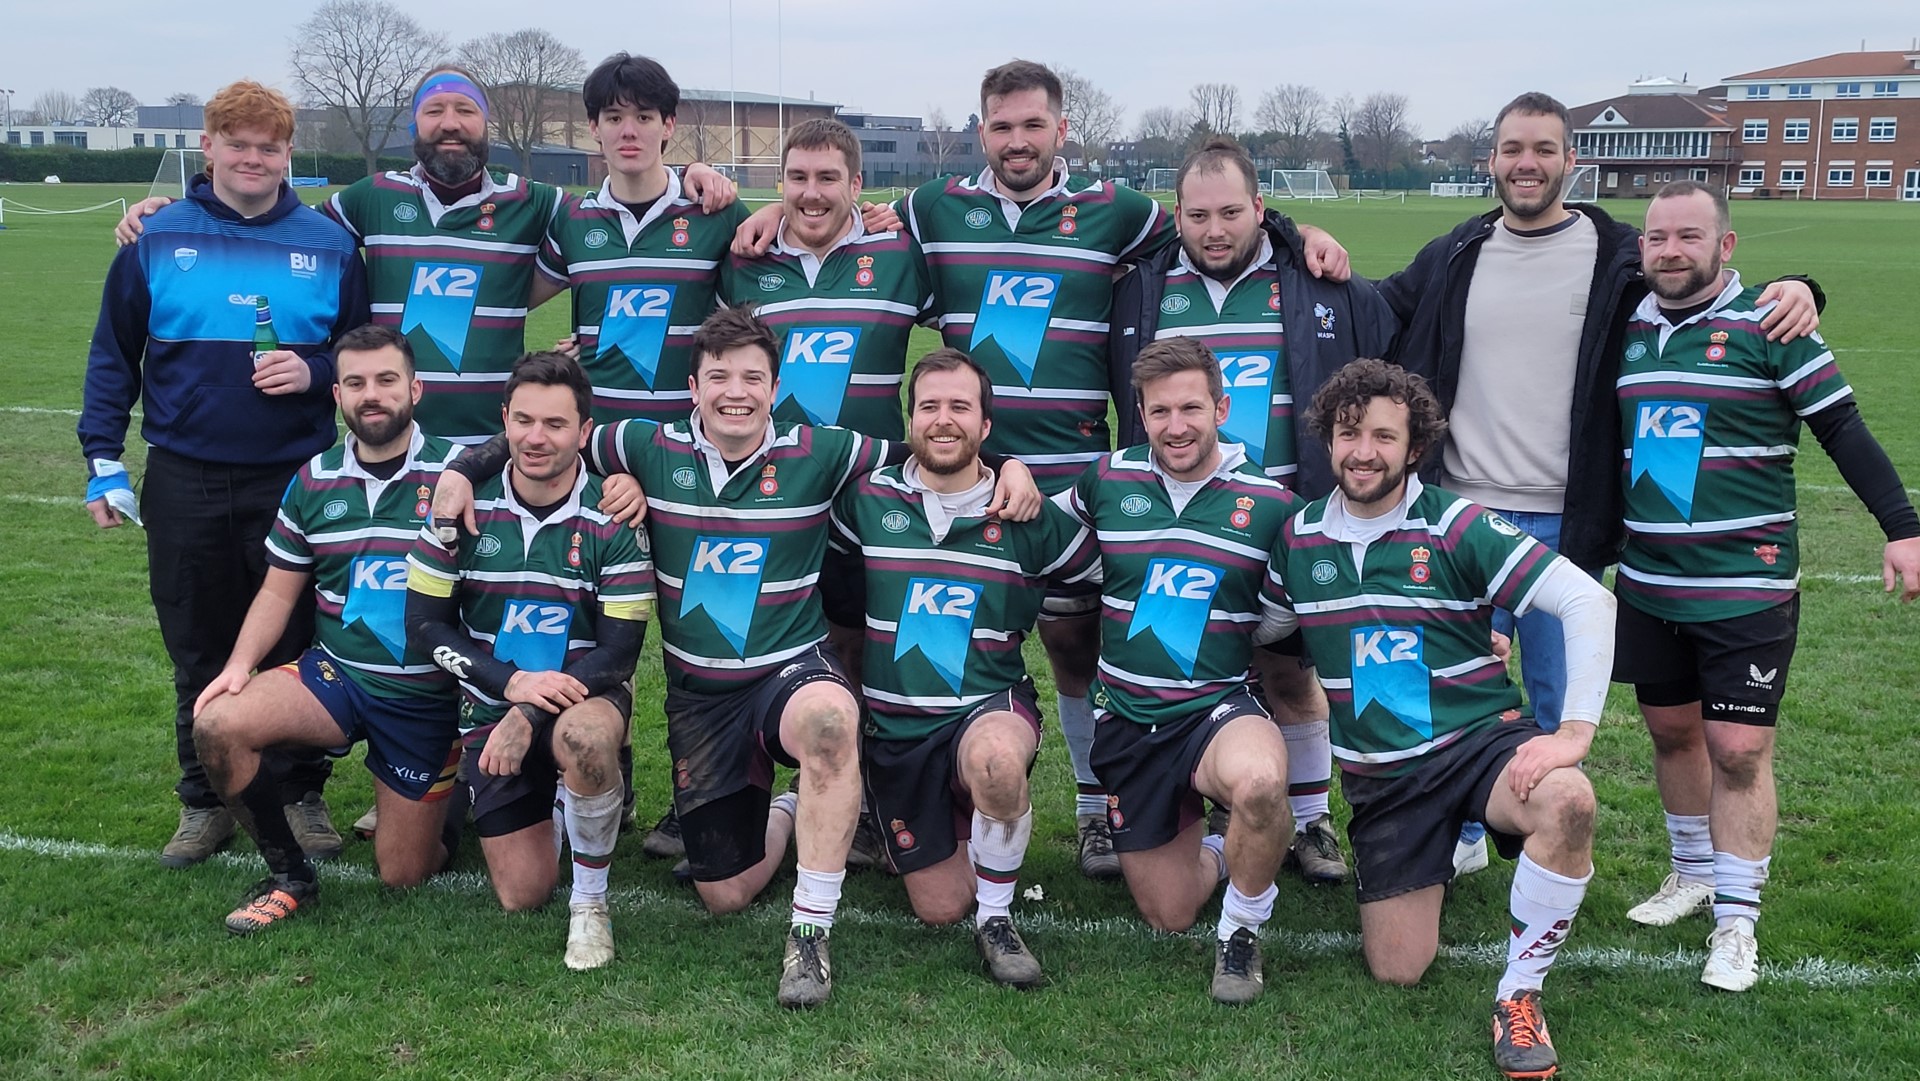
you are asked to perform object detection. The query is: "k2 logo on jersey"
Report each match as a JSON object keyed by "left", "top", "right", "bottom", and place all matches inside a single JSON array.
[
  {"left": 895, "top": 578, "right": 980, "bottom": 694},
  {"left": 1350, "top": 625, "right": 1435, "bottom": 739},
  {"left": 1631, "top": 400, "right": 1708, "bottom": 520},
  {"left": 776, "top": 326, "right": 861, "bottom": 426},
  {"left": 401, "top": 262, "right": 482, "bottom": 371},
  {"left": 601, "top": 284, "right": 676, "bottom": 386},
  {"left": 1128, "top": 559, "right": 1221, "bottom": 677},
  {"left": 970, "top": 271, "right": 1060, "bottom": 386},
  {"left": 1216, "top": 352, "right": 1278, "bottom": 463},
  {"left": 681, "top": 536, "right": 770, "bottom": 656},
  {"left": 343, "top": 557, "right": 411, "bottom": 661},
  {"left": 494, "top": 599, "right": 573, "bottom": 673}
]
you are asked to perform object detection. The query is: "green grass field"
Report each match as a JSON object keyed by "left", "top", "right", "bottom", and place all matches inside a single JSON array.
[{"left": 1, "top": 182, "right": 1916, "bottom": 1080}]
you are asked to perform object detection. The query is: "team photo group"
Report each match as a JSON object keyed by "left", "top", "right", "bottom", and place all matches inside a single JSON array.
[{"left": 83, "top": 47, "right": 1918, "bottom": 1081}]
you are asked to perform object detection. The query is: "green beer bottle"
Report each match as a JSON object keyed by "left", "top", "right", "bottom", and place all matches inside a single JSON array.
[{"left": 252, "top": 296, "right": 278, "bottom": 367}]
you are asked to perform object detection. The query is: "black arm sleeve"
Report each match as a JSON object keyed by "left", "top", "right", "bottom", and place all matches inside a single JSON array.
[
  {"left": 1806, "top": 400, "right": 1920, "bottom": 541},
  {"left": 404, "top": 583, "right": 520, "bottom": 699},
  {"left": 449, "top": 434, "right": 510, "bottom": 481},
  {"left": 561, "top": 614, "right": 647, "bottom": 698}
]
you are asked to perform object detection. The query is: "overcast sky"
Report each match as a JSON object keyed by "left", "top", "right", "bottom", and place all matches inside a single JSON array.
[{"left": 8, "top": 1, "right": 1917, "bottom": 136}]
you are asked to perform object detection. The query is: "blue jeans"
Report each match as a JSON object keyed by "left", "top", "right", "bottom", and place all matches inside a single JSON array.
[{"left": 1459, "top": 509, "right": 1602, "bottom": 846}]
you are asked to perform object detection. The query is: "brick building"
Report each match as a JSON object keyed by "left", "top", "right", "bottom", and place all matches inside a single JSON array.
[
  {"left": 1720, "top": 48, "right": 1920, "bottom": 200},
  {"left": 1570, "top": 77, "right": 1736, "bottom": 197}
]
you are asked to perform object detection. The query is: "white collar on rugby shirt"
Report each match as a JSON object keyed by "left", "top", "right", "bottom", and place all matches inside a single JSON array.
[
  {"left": 687, "top": 411, "right": 778, "bottom": 491},
  {"left": 406, "top": 164, "right": 509, "bottom": 226},
  {"left": 494, "top": 456, "right": 591, "bottom": 556},
  {"left": 1632, "top": 268, "right": 1746, "bottom": 328},
  {"left": 1319, "top": 473, "right": 1427, "bottom": 544},
  {"left": 338, "top": 423, "right": 428, "bottom": 515},
  {"left": 1148, "top": 441, "right": 1250, "bottom": 517},
  {"left": 901, "top": 457, "right": 997, "bottom": 543},
  {"left": 975, "top": 157, "right": 1072, "bottom": 229},
  {"left": 1175, "top": 234, "right": 1277, "bottom": 315},
  {"left": 590, "top": 168, "right": 686, "bottom": 247},
  {"left": 772, "top": 206, "right": 867, "bottom": 287}
]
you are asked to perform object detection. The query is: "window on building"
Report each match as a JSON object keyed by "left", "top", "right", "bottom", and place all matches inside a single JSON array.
[
  {"left": 1865, "top": 168, "right": 1893, "bottom": 187},
  {"left": 1744, "top": 85, "right": 1771, "bottom": 99},
  {"left": 154, "top": 134, "right": 168, "bottom": 148},
  {"left": 1743, "top": 119, "right": 1768, "bottom": 142},
  {"left": 133, "top": 133, "right": 145, "bottom": 147},
  {"left": 1788, "top": 83, "right": 1812, "bottom": 99},
  {"left": 30, "top": 130, "right": 45, "bottom": 146},
  {"left": 1869, "top": 117, "right": 1897, "bottom": 142},
  {"left": 859, "top": 139, "right": 896, "bottom": 153},
  {"left": 1738, "top": 167, "right": 1765, "bottom": 186},
  {"left": 1832, "top": 117, "right": 1859, "bottom": 142},
  {"left": 1783, "top": 119, "right": 1810, "bottom": 142},
  {"left": 1828, "top": 167, "right": 1854, "bottom": 187},
  {"left": 1778, "top": 167, "right": 1806, "bottom": 187},
  {"left": 1872, "top": 81, "right": 1900, "bottom": 97},
  {"left": 53, "top": 131, "right": 86, "bottom": 148},
  {"left": 1690, "top": 168, "right": 1709, "bottom": 182},
  {"left": 1836, "top": 82, "right": 1862, "bottom": 98},
  {"left": 5, "top": 131, "right": 18, "bottom": 146}
]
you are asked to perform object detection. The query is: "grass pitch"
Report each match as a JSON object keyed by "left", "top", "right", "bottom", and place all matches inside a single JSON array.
[{"left": 1, "top": 183, "right": 1917, "bottom": 1080}]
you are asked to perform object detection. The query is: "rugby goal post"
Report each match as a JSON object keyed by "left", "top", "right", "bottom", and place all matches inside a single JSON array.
[
  {"left": 1269, "top": 169, "right": 1340, "bottom": 200},
  {"left": 1144, "top": 168, "right": 1177, "bottom": 193},
  {"left": 1564, "top": 163, "right": 1600, "bottom": 203}
]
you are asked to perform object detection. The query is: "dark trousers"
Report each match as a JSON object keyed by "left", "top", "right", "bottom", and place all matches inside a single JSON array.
[{"left": 141, "top": 447, "right": 331, "bottom": 809}]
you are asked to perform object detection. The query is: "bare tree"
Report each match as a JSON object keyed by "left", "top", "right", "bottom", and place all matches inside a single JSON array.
[
  {"left": 1351, "top": 92, "right": 1415, "bottom": 182},
  {"left": 1257, "top": 84, "right": 1327, "bottom": 169},
  {"left": 79, "top": 87, "right": 141, "bottom": 127},
  {"left": 458, "top": 29, "right": 585, "bottom": 170},
  {"left": 28, "top": 89, "right": 80, "bottom": 125},
  {"left": 1135, "top": 105, "right": 1186, "bottom": 143},
  {"left": 1053, "top": 66, "right": 1123, "bottom": 169},
  {"left": 672, "top": 95, "right": 722, "bottom": 165},
  {"left": 1329, "top": 94, "right": 1361, "bottom": 178},
  {"left": 290, "top": 0, "right": 448, "bottom": 176},
  {"left": 166, "top": 92, "right": 203, "bottom": 108},
  {"left": 1188, "top": 83, "right": 1240, "bottom": 136},
  {"left": 1440, "top": 117, "right": 1492, "bottom": 167},
  {"left": 923, "top": 106, "right": 965, "bottom": 178}
]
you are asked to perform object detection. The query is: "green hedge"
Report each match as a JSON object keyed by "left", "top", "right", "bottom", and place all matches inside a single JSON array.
[{"left": 0, "top": 147, "right": 415, "bottom": 184}]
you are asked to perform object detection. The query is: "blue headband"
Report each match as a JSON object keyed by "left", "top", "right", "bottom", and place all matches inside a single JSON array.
[{"left": 410, "top": 73, "right": 489, "bottom": 136}]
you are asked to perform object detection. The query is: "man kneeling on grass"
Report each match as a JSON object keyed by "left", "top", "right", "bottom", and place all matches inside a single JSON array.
[{"left": 1257, "top": 359, "right": 1614, "bottom": 1080}]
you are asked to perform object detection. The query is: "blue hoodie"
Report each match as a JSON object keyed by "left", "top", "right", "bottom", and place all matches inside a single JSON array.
[{"left": 79, "top": 173, "right": 370, "bottom": 473}]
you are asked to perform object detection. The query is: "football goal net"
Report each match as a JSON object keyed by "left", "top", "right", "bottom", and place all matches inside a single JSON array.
[
  {"left": 1564, "top": 164, "right": 1600, "bottom": 203},
  {"left": 1144, "top": 168, "right": 1177, "bottom": 193},
  {"left": 1269, "top": 169, "right": 1340, "bottom": 200},
  {"left": 0, "top": 196, "right": 129, "bottom": 229},
  {"left": 149, "top": 148, "right": 206, "bottom": 202}
]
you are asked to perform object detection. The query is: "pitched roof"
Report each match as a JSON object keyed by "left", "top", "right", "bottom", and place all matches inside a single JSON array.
[
  {"left": 1570, "top": 93, "right": 1729, "bottom": 131},
  {"left": 1725, "top": 51, "right": 1920, "bottom": 81}
]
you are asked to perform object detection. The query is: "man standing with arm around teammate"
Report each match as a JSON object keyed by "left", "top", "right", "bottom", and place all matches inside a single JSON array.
[{"left": 1612, "top": 182, "right": 1920, "bottom": 993}]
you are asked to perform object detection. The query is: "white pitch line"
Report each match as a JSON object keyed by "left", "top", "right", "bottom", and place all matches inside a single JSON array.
[
  {"left": 2, "top": 406, "right": 82, "bottom": 416},
  {"left": 1, "top": 830, "right": 1911, "bottom": 988},
  {"left": 4, "top": 494, "right": 80, "bottom": 507},
  {"left": 1739, "top": 226, "right": 1811, "bottom": 240},
  {"left": 1803, "top": 483, "right": 1920, "bottom": 498}
]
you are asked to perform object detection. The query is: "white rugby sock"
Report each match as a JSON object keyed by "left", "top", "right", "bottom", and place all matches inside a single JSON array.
[
  {"left": 970, "top": 808, "right": 1033, "bottom": 925},
  {"left": 1215, "top": 881, "right": 1276, "bottom": 940},
  {"left": 1199, "top": 833, "right": 1228, "bottom": 883},
  {"left": 563, "top": 785, "right": 622, "bottom": 905},
  {"left": 792, "top": 865, "right": 845, "bottom": 931},
  {"left": 1498, "top": 853, "right": 1591, "bottom": 1000},
  {"left": 1281, "top": 718, "right": 1333, "bottom": 831},
  {"left": 1665, "top": 813, "right": 1714, "bottom": 884},
  {"left": 1711, "top": 850, "right": 1769, "bottom": 928}
]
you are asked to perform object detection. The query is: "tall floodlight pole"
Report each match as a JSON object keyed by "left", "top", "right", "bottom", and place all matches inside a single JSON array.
[
  {"left": 777, "top": 0, "right": 784, "bottom": 166},
  {"left": 728, "top": 0, "right": 738, "bottom": 174},
  {"left": 1, "top": 89, "right": 14, "bottom": 136}
]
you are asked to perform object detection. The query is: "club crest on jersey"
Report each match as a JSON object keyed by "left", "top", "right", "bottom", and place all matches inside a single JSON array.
[
  {"left": 1129, "top": 558, "right": 1222, "bottom": 677},
  {"left": 890, "top": 818, "right": 916, "bottom": 851},
  {"left": 601, "top": 284, "right": 675, "bottom": 385},
  {"left": 970, "top": 270, "right": 1060, "bottom": 386},
  {"left": 1705, "top": 344, "right": 1727, "bottom": 361},
  {"left": 896, "top": 578, "right": 980, "bottom": 694},
  {"left": 1058, "top": 204, "right": 1078, "bottom": 235},
  {"left": 777, "top": 326, "right": 860, "bottom": 425},
  {"left": 476, "top": 203, "right": 496, "bottom": 232},
  {"left": 344, "top": 556, "right": 411, "bottom": 660},
  {"left": 671, "top": 217, "right": 690, "bottom": 247},
  {"left": 855, "top": 255, "right": 875, "bottom": 287},
  {"left": 965, "top": 208, "right": 993, "bottom": 230},
  {"left": 584, "top": 228, "right": 610, "bottom": 249},
  {"left": 681, "top": 536, "right": 770, "bottom": 655},
  {"left": 1710, "top": 330, "right": 1729, "bottom": 343},
  {"left": 759, "top": 464, "right": 779, "bottom": 496},
  {"left": 983, "top": 522, "right": 1003, "bottom": 544},
  {"left": 1269, "top": 282, "right": 1282, "bottom": 312},
  {"left": 1410, "top": 544, "right": 1431, "bottom": 584},
  {"left": 1631, "top": 401, "right": 1708, "bottom": 519},
  {"left": 173, "top": 247, "right": 198, "bottom": 271},
  {"left": 393, "top": 202, "right": 419, "bottom": 223},
  {"left": 1217, "top": 352, "right": 1277, "bottom": 463},
  {"left": 1231, "top": 495, "right": 1254, "bottom": 530},
  {"left": 1754, "top": 543, "right": 1781, "bottom": 566},
  {"left": 567, "top": 531, "right": 583, "bottom": 567},
  {"left": 1351, "top": 624, "right": 1435, "bottom": 738},
  {"left": 402, "top": 262, "right": 482, "bottom": 371}
]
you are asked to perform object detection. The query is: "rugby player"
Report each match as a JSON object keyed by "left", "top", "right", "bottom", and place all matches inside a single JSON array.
[
  {"left": 1061, "top": 337, "right": 1302, "bottom": 1004},
  {"left": 828, "top": 348, "right": 1098, "bottom": 987},
  {"left": 192, "top": 326, "right": 463, "bottom": 933},
  {"left": 1109, "top": 136, "right": 1404, "bottom": 884},
  {"left": 1612, "top": 181, "right": 1920, "bottom": 992},
  {"left": 405, "top": 353, "right": 654, "bottom": 971},
  {"left": 1258, "top": 359, "right": 1615, "bottom": 1079}
]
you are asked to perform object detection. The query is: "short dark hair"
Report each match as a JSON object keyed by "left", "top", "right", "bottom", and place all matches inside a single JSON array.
[
  {"left": 333, "top": 323, "right": 414, "bottom": 372},
  {"left": 583, "top": 52, "right": 679, "bottom": 123},
  {"left": 907, "top": 348, "right": 994, "bottom": 424},
  {"left": 690, "top": 305, "right": 781, "bottom": 382},
  {"left": 1176, "top": 136, "right": 1259, "bottom": 202},
  {"left": 980, "top": 59, "right": 1062, "bottom": 116},
  {"left": 1652, "top": 178, "right": 1731, "bottom": 234},
  {"left": 784, "top": 118, "right": 862, "bottom": 179},
  {"left": 503, "top": 351, "right": 592, "bottom": 425},
  {"left": 1131, "top": 337, "right": 1223, "bottom": 403},
  {"left": 1307, "top": 358, "right": 1448, "bottom": 460},
  {"left": 1493, "top": 91, "right": 1572, "bottom": 152}
]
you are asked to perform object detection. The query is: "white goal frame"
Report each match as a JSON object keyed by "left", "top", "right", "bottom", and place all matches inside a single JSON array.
[
  {"left": 1269, "top": 169, "right": 1340, "bottom": 200},
  {"left": 1564, "top": 163, "right": 1601, "bottom": 203},
  {"left": 1144, "top": 168, "right": 1177, "bottom": 192}
]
